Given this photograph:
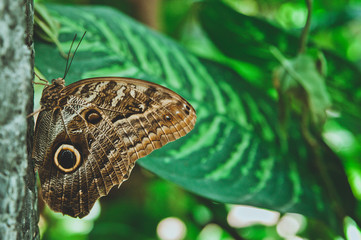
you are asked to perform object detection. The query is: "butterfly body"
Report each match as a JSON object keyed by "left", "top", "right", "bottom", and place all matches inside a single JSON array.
[{"left": 33, "top": 77, "right": 196, "bottom": 218}]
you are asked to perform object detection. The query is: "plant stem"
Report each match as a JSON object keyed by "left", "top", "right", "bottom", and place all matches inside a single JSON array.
[{"left": 299, "top": 0, "right": 313, "bottom": 53}]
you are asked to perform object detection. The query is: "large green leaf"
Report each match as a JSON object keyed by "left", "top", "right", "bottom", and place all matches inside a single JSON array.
[
  {"left": 197, "top": 0, "right": 359, "bottom": 234},
  {"left": 34, "top": 3, "right": 355, "bottom": 235},
  {"left": 198, "top": 0, "right": 361, "bottom": 135}
]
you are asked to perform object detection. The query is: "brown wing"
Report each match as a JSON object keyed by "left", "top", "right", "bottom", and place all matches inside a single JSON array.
[
  {"left": 63, "top": 77, "right": 196, "bottom": 160},
  {"left": 34, "top": 77, "right": 196, "bottom": 218}
]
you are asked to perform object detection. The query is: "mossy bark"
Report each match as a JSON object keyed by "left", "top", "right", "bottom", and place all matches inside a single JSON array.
[{"left": 0, "top": 0, "right": 38, "bottom": 239}]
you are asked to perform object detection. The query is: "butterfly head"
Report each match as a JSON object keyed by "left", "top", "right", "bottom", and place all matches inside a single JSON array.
[{"left": 51, "top": 77, "right": 66, "bottom": 86}]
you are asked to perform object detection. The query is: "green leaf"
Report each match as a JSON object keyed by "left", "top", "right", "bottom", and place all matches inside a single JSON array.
[
  {"left": 198, "top": 0, "right": 299, "bottom": 68},
  {"left": 34, "top": 3, "right": 67, "bottom": 58},
  {"left": 34, "top": 3, "right": 356, "bottom": 235},
  {"left": 272, "top": 48, "right": 331, "bottom": 127},
  {"left": 197, "top": 0, "right": 359, "bottom": 235},
  {"left": 198, "top": 1, "right": 361, "bottom": 135}
]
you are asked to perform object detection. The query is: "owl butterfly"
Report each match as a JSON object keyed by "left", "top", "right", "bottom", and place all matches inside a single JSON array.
[{"left": 32, "top": 33, "right": 196, "bottom": 218}]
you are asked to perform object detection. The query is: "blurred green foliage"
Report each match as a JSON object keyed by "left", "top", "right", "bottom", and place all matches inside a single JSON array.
[{"left": 34, "top": 0, "right": 361, "bottom": 239}]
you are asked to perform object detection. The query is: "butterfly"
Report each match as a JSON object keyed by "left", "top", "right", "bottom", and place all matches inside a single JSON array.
[{"left": 32, "top": 33, "right": 196, "bottom": 218}]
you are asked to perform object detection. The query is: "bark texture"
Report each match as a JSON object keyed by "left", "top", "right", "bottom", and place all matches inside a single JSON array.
[
  {"left": 130, "top": 0, "right": 160, "bottom": 30},
  {"left": 0, "top": 0, "right": 38, "bottom": 239}
]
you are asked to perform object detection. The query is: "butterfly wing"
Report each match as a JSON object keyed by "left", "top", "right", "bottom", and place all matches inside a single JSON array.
[{"left": 34, "top": 77, "right": 196, "bottom": 217}]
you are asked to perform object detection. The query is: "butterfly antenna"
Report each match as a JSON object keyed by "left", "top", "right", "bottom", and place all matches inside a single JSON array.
[
  {"left": 63, "top": 31, "right": 87, "bottom": 79},
  {"left": 63, "top": 34, "right": 77, "bottom": 79}
]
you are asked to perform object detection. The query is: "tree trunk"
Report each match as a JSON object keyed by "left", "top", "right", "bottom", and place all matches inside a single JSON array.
[
  {"left": 0, "top": 0, "right": 39, "bottom": 239},
  {"left": 129, "top": 0, "right": 161, "bottom": 30}
]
